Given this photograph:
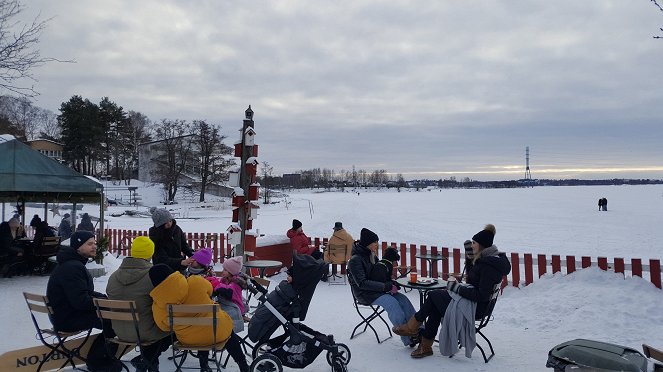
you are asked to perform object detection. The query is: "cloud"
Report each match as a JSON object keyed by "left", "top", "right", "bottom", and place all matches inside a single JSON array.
[{"left": 18, "top": 0, "right": 663, "bottom": 179}]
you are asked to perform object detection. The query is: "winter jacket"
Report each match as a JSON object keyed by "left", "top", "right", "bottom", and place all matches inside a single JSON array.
[
  {"left": 457, "top": 246, "right": 511, "bottom": 318},
  {"left": 324, "top": 229, "right": 353, "bottom": 264},
  {"left": 208, "top": 276, "right": 246, "bottom": 314},
  {"left": 150, "top": 272, "right": 232, "bottom": 347},
  {"left": 57, "top": 219, "right": 72, "bottom": 241},
  {"left": 287, "top": 229, "right": 314, "bottom": 255},
  {"left": 77, "top": 215, "right": 94, "bottom": 232},
  {"left": 369, "top": 259, "right": 394, "bottom": 284},
  {"left": 46, "top": 247, "right": 101, "bottom": 332},
  {"left": 248, "top": 280, "right": 297, "bottom": 343},
  {"left": 347, "top": 242, "right": 386, "bottom": 305},
  {"left": 149, "top": 220, "right": 194, "bottom": 272},
  {"left": 106, "top": 257, "right": 169, "bottom": 342},
  {"left": 439, "top": 290, "right": 477, "bottom": 358},
  {"left": 0, "top": 221, "right": 25, "bottom": 255}
]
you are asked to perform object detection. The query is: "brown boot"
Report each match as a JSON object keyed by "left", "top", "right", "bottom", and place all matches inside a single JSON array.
[
  {"left": 392, "top": 316, "right": 421, "bottom": 337},
  {"left": 410, "top": 337, "right": 434, "bottom": 358}
]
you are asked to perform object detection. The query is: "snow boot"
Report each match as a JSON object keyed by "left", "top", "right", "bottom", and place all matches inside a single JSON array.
[
  {"left": 392, "top": 316, "right": 421, "bottom": 337},
  {"left": 410, "top": 337, "right": 434, "bottom": 358}
]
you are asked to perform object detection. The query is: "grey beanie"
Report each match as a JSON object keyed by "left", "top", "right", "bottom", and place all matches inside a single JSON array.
[{"left": 151, "top": 208, "right": 173, "bottom": 227}]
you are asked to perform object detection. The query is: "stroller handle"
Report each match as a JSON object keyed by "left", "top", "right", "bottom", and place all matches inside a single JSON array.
[{"left": 247, "top": 277, "right": 268, "bottom": 295}]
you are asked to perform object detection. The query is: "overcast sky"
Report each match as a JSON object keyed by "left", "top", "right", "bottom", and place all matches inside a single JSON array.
[{"left": 18, "top": 1, "right": 663, "bottom": 180}]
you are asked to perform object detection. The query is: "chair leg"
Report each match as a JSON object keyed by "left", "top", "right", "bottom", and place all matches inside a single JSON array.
[
  {"left": 476, "top": 329, "right": 495, "bottom": 363},
  {"left": 350, "top": 305, "right": 393, "bottom": 343}
]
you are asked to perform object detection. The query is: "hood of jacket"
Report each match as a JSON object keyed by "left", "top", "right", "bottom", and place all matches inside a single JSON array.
[
  {"left": 476, "top": 247, "right": 511, "bottom": 276},
  {"left": 113, "top": 257, "right": 152, "bottom": 286},
  {"left": 286, "top": 229, "right": 301, "bottom": 239},
  {"left": 151, "top": 271, "right": 189, "bottom": 306},
  {"left": 55, "top": 246, "right": 88, "bottom": 265},
  {"left": 351, "top": 241, "right": 371, "bottom": 257}
]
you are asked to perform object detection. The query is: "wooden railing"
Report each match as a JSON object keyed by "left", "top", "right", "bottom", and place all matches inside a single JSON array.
[{"left": 102, "top": 229, "right": 662, "bottom": 289}]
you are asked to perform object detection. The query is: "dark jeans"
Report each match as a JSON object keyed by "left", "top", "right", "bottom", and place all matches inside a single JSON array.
[
  {"left": 87, "top": 318, "right": 119, "bottom": 369},
  {"left": 414, "top": 289, "right": 452, "bottom": 340},
  {"left": 198, "top": 332, "right": 247, "bottom": 370}
]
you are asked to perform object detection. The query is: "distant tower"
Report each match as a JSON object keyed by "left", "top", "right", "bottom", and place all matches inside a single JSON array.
[{"left": 525, "top": 146, "right": 532, "bottom": 187}]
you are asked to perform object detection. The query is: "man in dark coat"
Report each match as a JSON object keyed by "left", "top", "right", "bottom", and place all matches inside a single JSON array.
[
  {"left": 347, "top": 228, "right": 416, "bottom": 346},
  {"left": 77, "top": 213, "right": 95, "bottom": 232},
  {"left": 46, "top": 231, "right": 120, "bottom": 371},
  {"left": 148, "top": 208, "right": 194, "bottom": 272}
]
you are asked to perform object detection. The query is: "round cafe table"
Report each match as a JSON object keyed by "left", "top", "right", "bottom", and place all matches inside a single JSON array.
[
  {"left": 244, "top": 259, "right": 283, "bottom": 278},
  {"left": 396, "top": 276, "right": 446, "bottom": 308}
]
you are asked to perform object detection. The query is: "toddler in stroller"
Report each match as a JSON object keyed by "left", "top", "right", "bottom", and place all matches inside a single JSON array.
[{"left": 247, "top": 254, "right": 351, "bottom": 372}]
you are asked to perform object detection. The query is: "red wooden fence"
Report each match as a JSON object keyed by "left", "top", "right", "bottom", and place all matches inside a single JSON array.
[{"left": 102, "top": 229, "right": 662, "bottom": 289}]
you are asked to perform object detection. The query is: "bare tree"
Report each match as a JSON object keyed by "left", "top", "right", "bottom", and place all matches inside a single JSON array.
[
  {"left": 150, "top": 119, "right": 193, "bottom": 202},
  {"left": 0, "top": 0, "right": 64, "bottom": 97},
  {"left": 653, "top": 0, "right": 663, "bottom": 38},
  {"left": 260, "top": 161, "right": 273, "bottom": 204},
  {"left": 191, "top": 120, "right": 233, "bottom": 202}
]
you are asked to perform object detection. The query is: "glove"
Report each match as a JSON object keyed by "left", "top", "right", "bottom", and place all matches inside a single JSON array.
[
  {"left": 446, "top": 279, "right": 460, "bottom": 293},
  {"left": 383, "top": 282, "right": 393, "bottom": 293},
  {"left": 213, "top": 287, "right": 234, "bottom": 301},
  {"left": 390, "top": 285, "right": 399, "bottom": 295}
]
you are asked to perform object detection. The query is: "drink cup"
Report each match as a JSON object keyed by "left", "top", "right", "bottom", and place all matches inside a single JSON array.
[{"left": 410, "top": 270, "right": 418, "bottom": 283}]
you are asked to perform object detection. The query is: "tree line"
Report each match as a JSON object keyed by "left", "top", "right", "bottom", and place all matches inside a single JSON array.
[{"left": 0, "top": 93, "right": 235, "bottom": 203}]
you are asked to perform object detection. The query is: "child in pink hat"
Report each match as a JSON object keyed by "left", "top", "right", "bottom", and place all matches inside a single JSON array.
[{"left": 208, "top": 256, "right": 247, "bottom": 316}]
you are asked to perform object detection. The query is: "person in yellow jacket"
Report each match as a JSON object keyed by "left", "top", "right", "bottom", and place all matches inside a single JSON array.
[{"left": 149, "top": 264, "right": 249, "bottom": 372}]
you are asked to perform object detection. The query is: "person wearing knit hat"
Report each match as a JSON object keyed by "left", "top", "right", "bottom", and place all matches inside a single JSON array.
[
  {"left": 369, "top": 247, "right": 401, "bottom": 295},
  {"left": 58, "top": 213, "right": 72, "bottom": 241},
  {"left": 222, "top": 256, "right": 244, "bottom": 276},
  {"left": 107, "top": 242, "right": 169, "bottom": 371},
  {"left": 286, "top": 219, "right": 323, "bottom": 260},
  {"left": 47, "top": 230, "right": 122, "bottom": 371},
  {"left": 148, "top": 264, "right": 174, "bottom": 287},
  {"left": 359, "top": 228, "right": 379, "bottom": 248},
  {"left": 347, "top": 227, "right": 417, "bottom": 347},
  {"left": 394, "top": 223, "right": 511, "bottom": 359},
  {"left": 187, "top": 248, "right": 214, "bottom": 276},
  {"left": 130, "top": 236, "right": 155, "bottom": 260},
  {"left": 149, "top": 208, "right": 194, "bottom": 272}
]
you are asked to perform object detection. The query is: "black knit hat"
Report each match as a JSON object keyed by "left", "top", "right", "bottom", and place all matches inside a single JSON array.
[
  {"left": 292, "top": 219, "right": 302, "bottom": 230},
  {"left": 149, "top": 264, "right": 173, "bottom": 287},
  {"left": 70, "top": 231, "right": 95, "bottom": 251},
  {"left": 359, "top": 228, "right": 379, "bottom": 247},
  {"left": 383, "top": 247, "right": 400, "bottom": 262},
  {"left": 472, "top": 224, "right": 496, "bottom": 249}
]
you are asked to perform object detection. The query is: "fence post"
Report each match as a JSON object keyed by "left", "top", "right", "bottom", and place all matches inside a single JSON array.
[
  {"left": 537, "top": 254, "right": 547, "bottom": 278},
  {"left": 510, "top": 253, "right": 520, "bottom": 287},
  {"left": 597, "top": 257, "right": 608, "bottom": 271},
  {"left": 581, "top": 256, "right": 591, "bottom": 268},
  {"left": 632, "top": 259, "right": 642, "bottom": 277},
  {"left": 614, "top": 258, "right": 625, "bottom": 275},
  {"left": 441, "top": 247, "right": 450, "bottom": 280},
  {"left": 552, "top": 255, "right": 561, "bottom": 274},
  {"left": 452, "top": 248, "right": 461, "bottom": 275},
  {"left": 566, "top": 255, "right": 576, "bottom": 274},
  {"left": 409, "top": 244, "right": 417, "bottom": 275},
  {"left": 524, "top": 253, "right": 533, "bottom": 285},
  {"left": 419, "top": 245, "right": 428, "bottom": 277},
  {"left": 431, "top": 246, "right": 439, "bottom": 278},
  {"left": 650, "top": 259, "right": 661, "bottom": 289}
]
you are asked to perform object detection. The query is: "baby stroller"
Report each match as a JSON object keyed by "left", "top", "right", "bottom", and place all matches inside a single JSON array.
[{"left": 246, "top": 254, "right": 351, "bottom": 372}]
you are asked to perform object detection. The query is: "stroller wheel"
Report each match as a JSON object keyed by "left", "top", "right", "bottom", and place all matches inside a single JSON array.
[
  {"left": 326, "top": 343, "right": 351, "bottom": 366},
  {"left": 251, "top": 341, "right": 272, "bottom": 359},
  {"left": 250, "top": 353, "right": 282, "bottom": 372},
  {"left": 332, "top": 358, "right": 348, "bottom": 372}
]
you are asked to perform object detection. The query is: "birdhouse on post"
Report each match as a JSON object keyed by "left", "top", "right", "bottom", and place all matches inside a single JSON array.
[
  {"left": 247, "top": 202, "right": 260, "bottom": 220},
  {"left": 244, "top": 127, "right": 256, "bottom": 146},
  {"left": 227, "top": 225, "right": 242, "bottom": 245},
  {"left": 229, "top": 170, "right": 240, "bottom": 188},
  {"left": 246, "top": 157, "right": 258, "bottom": 177},
  {"left": 248, "top": 183, "right": 260, "bottom": 201}
]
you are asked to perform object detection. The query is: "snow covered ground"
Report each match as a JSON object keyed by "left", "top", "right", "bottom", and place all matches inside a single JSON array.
[{"left": 2, "top": 183, "right": 662, "bottom": 371}]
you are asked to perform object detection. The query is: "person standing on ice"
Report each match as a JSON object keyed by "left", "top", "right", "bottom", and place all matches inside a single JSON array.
[
  {"left": 347, "top": 227, "right": 418, "bottom": 347},
  {"left": 149, "top": 208, "right": 194, "bottom": 272}
]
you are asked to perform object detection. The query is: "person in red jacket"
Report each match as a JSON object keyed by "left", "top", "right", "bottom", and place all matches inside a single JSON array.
[{"left": 287, "top": 219, "right": 322, "bottom": 260}]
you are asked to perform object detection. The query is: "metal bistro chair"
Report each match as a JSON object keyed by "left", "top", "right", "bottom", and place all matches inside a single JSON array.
[
  {"left": 324, "top": 244, "right": 348, "bottom": 285},
  {"left": 473, "top": 282, "right": 502, "bottom": 363},
  {"left": 23, "top": 292, "right": 93, "bottom": 372},
  {"left": 168, "top": 303, "right": 229, "bottom": 371},
  {"left": 93, "top": 298, "right": 159, "bottom": 371},
  {"left": 348, "top": 272, "right": 393, "bottom": 344}
]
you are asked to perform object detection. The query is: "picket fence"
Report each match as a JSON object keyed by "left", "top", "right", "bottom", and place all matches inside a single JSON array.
[{"left": 104, "top": 229, "right": 662, "bottom": 290}]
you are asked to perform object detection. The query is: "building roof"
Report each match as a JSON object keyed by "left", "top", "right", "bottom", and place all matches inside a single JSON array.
[{"left": 0, "top": 138, "right": 103, "bottom": 203}]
